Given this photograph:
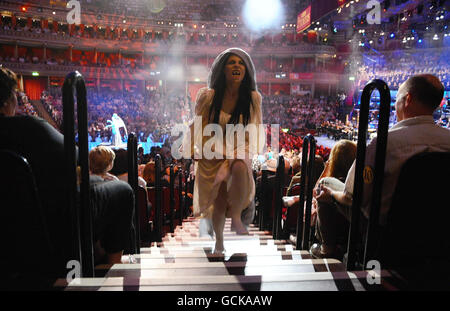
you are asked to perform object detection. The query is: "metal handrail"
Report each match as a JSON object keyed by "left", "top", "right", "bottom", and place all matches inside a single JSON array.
[
  {"left": 272, "top": 154, "right": 285, "bottom": 240},
  {"left": 154, "top": 154, "right": 163, "bottom": 242},
  {"left": 346, "top": 79, "right": 391, "bottom": 271},
  {"left": 127, "top": 133, "right": 140, "bottom": 254},
  {"left": 62, "top": 71, "right": 94, "bottom": 277},
  {"left": 259, "top": 169, "right": 268, "bottom": 231},
  {"left": 169, "top": 164, "right": 175, "bottom": 232},
  {"left": 184, "top": 169, "right": 189, "bottom": 219},
  {"left": 295, "top": 134, "right": 316, "bottom": 250},
  {"left": 178, "top": 166, "right": 183, "bottom": 225}
]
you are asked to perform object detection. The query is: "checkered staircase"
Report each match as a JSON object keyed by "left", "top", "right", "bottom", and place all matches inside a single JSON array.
[{"left": 56, "top": 217, "right": 400, "bottom": 291}]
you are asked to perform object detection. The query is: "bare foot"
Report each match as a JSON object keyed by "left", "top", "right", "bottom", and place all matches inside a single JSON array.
[
  {"left": 214, "top": 241, "right": 225, "bottom": 254},
  {"left": 231, "top": 219, "right": 249, "bottom": 235}
]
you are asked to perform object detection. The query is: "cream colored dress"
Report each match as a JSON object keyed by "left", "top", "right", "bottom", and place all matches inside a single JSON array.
[{"left": 190, "top": 87, "right": 264, "bottom": 218}]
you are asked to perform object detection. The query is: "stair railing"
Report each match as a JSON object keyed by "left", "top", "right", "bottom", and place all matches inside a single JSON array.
[
  {"left": 295, "top": 134, "right": 316, "bottom": 250},
  {"left": 178, "top": 165, "right": 184, "bottom": 225},
  {"left": 258, "top": 169, "right": 268, "bottom": 231},
  {"left": 62, "top": 71, "right": 94, "bottom": 277},
  {"left": 169, "top": 164, "right": 176, "bottom": 232},
  {"left": 345, "top": 79, "right": 391, "bottom": 270},
  {"left": 183, "top": 168, "right": 190, "bottom": 219},
  {"left": 127, "top": 133, "right": 140, "bottom": 254},
  {"left": 154, "top": 154, "right": 163, "bottom": 242},
  {"left": 272, "top": 154, "right": 285, "bottom": 240}
]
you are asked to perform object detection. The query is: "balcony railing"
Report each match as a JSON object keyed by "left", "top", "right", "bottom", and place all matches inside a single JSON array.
[
  {"left": 0, "top": 28, "right": 336, "bottom": 55},
  {"left": 0, "top": 60, "right": 341, "bottom": 84}
]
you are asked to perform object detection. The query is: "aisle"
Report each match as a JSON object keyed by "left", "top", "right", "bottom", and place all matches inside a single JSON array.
[{"left": 58, "top": 217, "right": 397, "bottom": 291}]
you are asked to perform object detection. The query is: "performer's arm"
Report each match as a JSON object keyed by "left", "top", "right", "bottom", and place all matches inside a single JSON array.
[{"left": 195, "top": 87, "right": 214, "bottom": 116}]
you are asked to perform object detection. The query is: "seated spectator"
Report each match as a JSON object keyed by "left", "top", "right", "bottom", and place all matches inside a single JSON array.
[
  {"left": 285, "top": 154, "right": 324, "bottom": 195},
  {"left": 312, "top": 74, "right": 450, "bottom": 259},
  {"left": 110, "top": 148, "right": 147, "bottom": 188},
  {"left": 0, "top": 67, "right": 135, "bottom": 277},
  {"left": 89, "top": 146, "right": 119, "bottom": 181},
  {"left": 307, "top": 139, "right": 357, "bottom": 249},
  {"left": 142, "top": 161, "right": 155, "bottom": 186}
]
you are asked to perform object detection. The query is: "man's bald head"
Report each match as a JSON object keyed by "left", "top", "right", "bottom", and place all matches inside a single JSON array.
[{"left": 400, "top": 74, "right": 444, "bottom": 112}]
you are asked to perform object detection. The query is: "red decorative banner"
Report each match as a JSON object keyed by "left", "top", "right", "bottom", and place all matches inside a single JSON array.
[{"left": 296, "top": 5, "right": 311, "bottom": 33}]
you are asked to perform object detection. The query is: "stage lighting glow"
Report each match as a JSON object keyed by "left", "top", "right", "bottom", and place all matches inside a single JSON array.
[
  {"left": 390, "top": 33, "right": 395, "bottom": 38},
  {"left": 242, "top": 0, "right": 284, "bottom": 32},
  {"left": 32, "top": 72, "right": 39, "bottom": 76},
  {"left": 418, "top": 39, "right": 423, "bottom": 43}
]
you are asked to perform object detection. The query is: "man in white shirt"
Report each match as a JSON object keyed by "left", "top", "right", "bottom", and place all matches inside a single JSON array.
[{"left": 311, "top": 74, "right": 450, "bottom": 259}]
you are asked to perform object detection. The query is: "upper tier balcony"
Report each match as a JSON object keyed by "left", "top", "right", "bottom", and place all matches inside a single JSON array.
[
  {"left": 0, "top": 28, "right": 336, "bottom": 56},
  {"left": 0, "top": 60, "right": 341, "bottom": 85}
]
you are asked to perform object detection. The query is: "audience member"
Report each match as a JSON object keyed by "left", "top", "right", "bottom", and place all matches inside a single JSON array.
[
  {"left": 89, "top": 146, "right": 119, "bottom": 181},
  {"left": 0, "top": 67, "right": 135, "bottom": 276},
  {"left": 312, "top": 74, "right": 450, "bottom": 259}
]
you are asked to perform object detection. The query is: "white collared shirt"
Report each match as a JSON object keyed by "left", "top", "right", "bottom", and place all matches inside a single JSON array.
[{"left": 344, "top": 115, "right": 450, "bottom": 224}]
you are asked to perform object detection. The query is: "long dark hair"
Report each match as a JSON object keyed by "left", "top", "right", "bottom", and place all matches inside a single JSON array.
[{"left": 208, "top": 53, "right": 253, "bottom": 126}]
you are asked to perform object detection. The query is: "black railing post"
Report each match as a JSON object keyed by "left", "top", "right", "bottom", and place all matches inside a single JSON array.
[
  {"left": 184, "top": 169, "right": 189, "bottom": 219},
  {"left": 273, "top": 155, "right": 285, "bottom": 240},
  {"left": 169, "top": 165, "right": 175, "bottom": 232},
  {"left": 62, "top": 71, "right": 94, "bottom": 277},
  {"left": 154, "top": 154, "right": 163, "bottom": 242},
  {"left": 127, "top": 133, "right": 140, "bottom": 254},
  {"left": 259, "top": 169, "right": 268, "bottom": 231},
  {"left": 303, "top": 135, "right": 316, "bottom": 250},
  {"left": 362, "top": 81, "right": 391, "bottom": 268},
  {"left": 346, "top": 79, "right": 391, "bottom": 271},
  {"left": 178, "top": 166, "right": 183, "bottom": 225},
  {"left": 252, "top": 170, "right": 259, "bottom": 225},
  {"left": 295, "top": 134, "right": 316, "bottom": 250}
]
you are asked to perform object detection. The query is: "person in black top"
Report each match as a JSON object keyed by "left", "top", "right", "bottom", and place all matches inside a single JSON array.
[{"left": 0, "top": 67, "right": 135, "bottom": 280}]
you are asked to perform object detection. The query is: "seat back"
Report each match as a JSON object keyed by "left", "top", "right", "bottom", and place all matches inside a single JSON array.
[
  {"left": 377, "top": 152, "right": 450, "bottom": 289},
  {"left": 0, "top": 150, "right": 57, "bottom": 290}
]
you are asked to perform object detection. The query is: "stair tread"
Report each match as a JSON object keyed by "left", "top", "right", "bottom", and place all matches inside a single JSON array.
[
  {"left": 134, "top": 249, "right": 309, "bottom": 257},
  {"left": 60, "top": 270, "right": 393, "bottom": 291},
  {"left": 62, "top": 217, "right": 386, "bottom": 291},
  {"left": 109, "top": 258, "right": 342, "bottom": 269}
]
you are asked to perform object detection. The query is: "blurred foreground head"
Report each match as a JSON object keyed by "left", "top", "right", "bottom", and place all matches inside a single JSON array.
[{"left": 0, "top": 67, "right": 18, "bottom": 116}]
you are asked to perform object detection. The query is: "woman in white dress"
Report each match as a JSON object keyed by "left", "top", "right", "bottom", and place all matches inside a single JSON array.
[{"left": 191, "top": 48, "right": 264, "bottom": 253}]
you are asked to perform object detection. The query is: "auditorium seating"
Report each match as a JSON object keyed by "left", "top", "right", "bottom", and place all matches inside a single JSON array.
[
  {"left": 376, "top": 152, "right": 450, "bottom": 290},
  {"left": 0, "top": 150, "right": 57, "bottom": 290}
]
